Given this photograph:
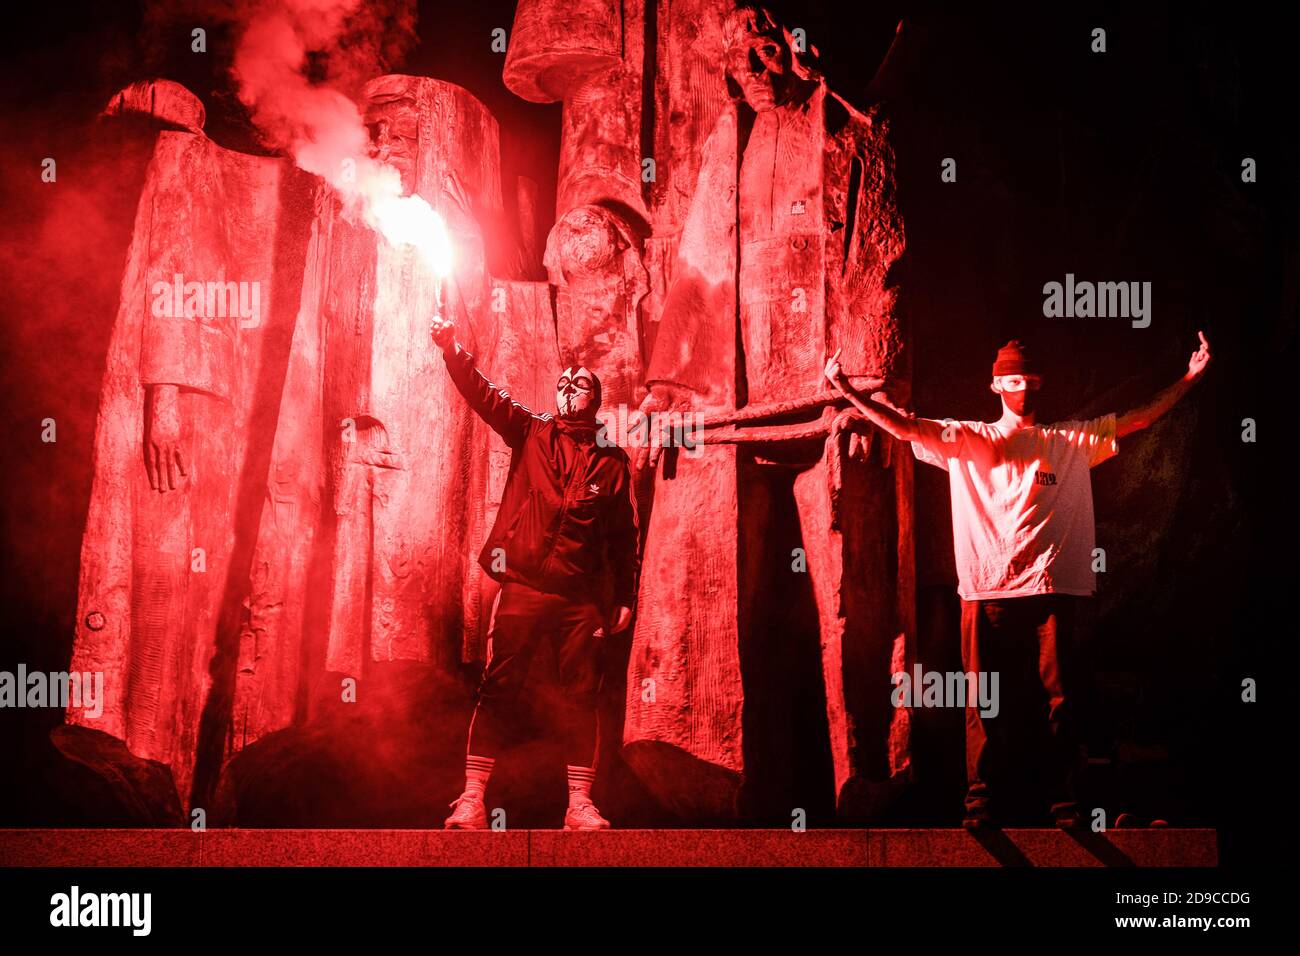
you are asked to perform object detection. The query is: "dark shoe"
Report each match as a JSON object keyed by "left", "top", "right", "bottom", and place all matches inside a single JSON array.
[
  {"left": 962, "top": 806, "right": 994, "bottom": 831},
  {"left": 1053, "top": 807, "right": 1084, "bottom": 830}
]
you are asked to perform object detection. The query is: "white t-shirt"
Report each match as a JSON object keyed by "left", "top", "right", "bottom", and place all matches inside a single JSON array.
[{"left": 910, "top": 414, "right": 1119, "bottom": 600}]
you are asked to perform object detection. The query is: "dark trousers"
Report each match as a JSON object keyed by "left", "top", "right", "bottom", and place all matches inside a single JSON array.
[
  {"left": 467, "top": 581, "right": 604, "bottom": 766},
  {"left": 960, "top": 594, "right": 1083, "bottom": 818}
]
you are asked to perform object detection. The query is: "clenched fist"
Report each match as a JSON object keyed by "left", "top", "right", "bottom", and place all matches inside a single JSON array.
[{"left": 431, "top": 313, "right": 456, "bottom": 353}]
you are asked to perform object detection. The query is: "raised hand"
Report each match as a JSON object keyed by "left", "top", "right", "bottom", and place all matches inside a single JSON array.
[
  {"left": 1186, "top": 330, "right": 1212, "bottom": 381},
  {"left": 823, "top": 348, "right": 847, "bottom": 391},
  {"left": 430, "top": 312, "right": 456, "bottom": 353}
]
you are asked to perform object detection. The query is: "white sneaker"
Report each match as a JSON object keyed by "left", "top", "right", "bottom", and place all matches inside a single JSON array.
[
  {"left": 444, "top": 793, "right": 487, "bottom": 829},
  {"left": 563, "top": 802, "right": 611, "bottom": 831}
]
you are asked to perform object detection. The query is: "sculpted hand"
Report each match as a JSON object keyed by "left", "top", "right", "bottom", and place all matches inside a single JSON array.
[
  {"left": 831, "top": 407, "right": 873, "bottom": 461},
  {"left": 632, "top": 385, "right": 676, "bottom": 474},
  {"left": 610, "top": 606, "right": 633, "bottom": 635},
  {"left": 145, "top": 384, "right": 187, "bottom": 493},
  {"left": 442, "top": 171, "right": 473, "bottom": 219}
]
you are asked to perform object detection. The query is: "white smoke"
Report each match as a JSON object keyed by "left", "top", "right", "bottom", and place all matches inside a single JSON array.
[{"left": 230, "top": 0, "right": 451, "bottom": 274}]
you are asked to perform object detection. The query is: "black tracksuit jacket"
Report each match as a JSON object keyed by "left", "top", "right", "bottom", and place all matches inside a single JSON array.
[{"left": 443, "top": 344, "right": 640, "bottom": 613}]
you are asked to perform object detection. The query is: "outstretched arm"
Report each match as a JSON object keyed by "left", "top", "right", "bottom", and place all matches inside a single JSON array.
[
  {"left": 1115, "top": 331, "right": 1212, "bottom": 439},
  {"left": 432, "top": 312, "right": 534, "bottom": 447},
  {"left": 823, "top": 349, "right": 920, "bottom": 442}
]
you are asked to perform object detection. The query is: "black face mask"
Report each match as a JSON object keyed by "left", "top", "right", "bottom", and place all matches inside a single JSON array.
[{"left": 1002, "top": 389, "right": 1037, "bottom": 417}]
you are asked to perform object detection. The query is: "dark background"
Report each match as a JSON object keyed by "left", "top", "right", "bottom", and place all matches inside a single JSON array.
[{"left": 0, "top": 1, "right": 1292, "bottom": 869}]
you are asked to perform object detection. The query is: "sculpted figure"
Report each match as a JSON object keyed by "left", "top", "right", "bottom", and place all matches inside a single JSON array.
[
  {"left": 68, "top": 89, "right": 312, "bottom": 808},
  {"left": 624, "top": 3, "right": 913, "bottom": 822},
  {"left": 235, "top": 76, "right": 505, "bottom": 753},
  {"left": 544, "top": 204, "right": 650, "bottom": 411}
]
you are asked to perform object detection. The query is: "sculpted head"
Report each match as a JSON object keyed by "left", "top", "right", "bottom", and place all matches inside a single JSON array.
[
  {"left": 544, "top": 203, "right": 648, "bottom": 347},
  {"left": 722, "top": 5, "right": 818, "bottom": 111},
  {"left": 364, "top": 76, "right": 421, "bottom": 195}
]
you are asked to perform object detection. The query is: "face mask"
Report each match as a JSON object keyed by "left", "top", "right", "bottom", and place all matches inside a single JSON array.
[
  {"left": 1001, "top": 389, "right": 1036, "bottom": 416},
  {"left": 993, "top": 375, "right": 1042, "bottom": 417},
  {"left": 556, "top": 365, "right": 600, "bottom": 420}
]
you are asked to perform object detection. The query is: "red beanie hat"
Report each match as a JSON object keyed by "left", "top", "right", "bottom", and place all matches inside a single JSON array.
[{"left": 992, "top": 340, "right": 1039, "bottom": 377}]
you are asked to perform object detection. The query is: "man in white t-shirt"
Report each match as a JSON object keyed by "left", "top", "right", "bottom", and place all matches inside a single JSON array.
[{"left": 824, "top": 334, "right": 1212, "bottom": 828}]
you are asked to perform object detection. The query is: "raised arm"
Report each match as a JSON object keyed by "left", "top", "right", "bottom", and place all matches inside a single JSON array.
[
  {"left": 823, "top": 349, "right": 921, "bottom": 442},
  {"left": 432, "top": 312, "right": 534, "bottom": 447},
  {"left": 1115, "top": 331, "right": 1212, "bottom": 439}
]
